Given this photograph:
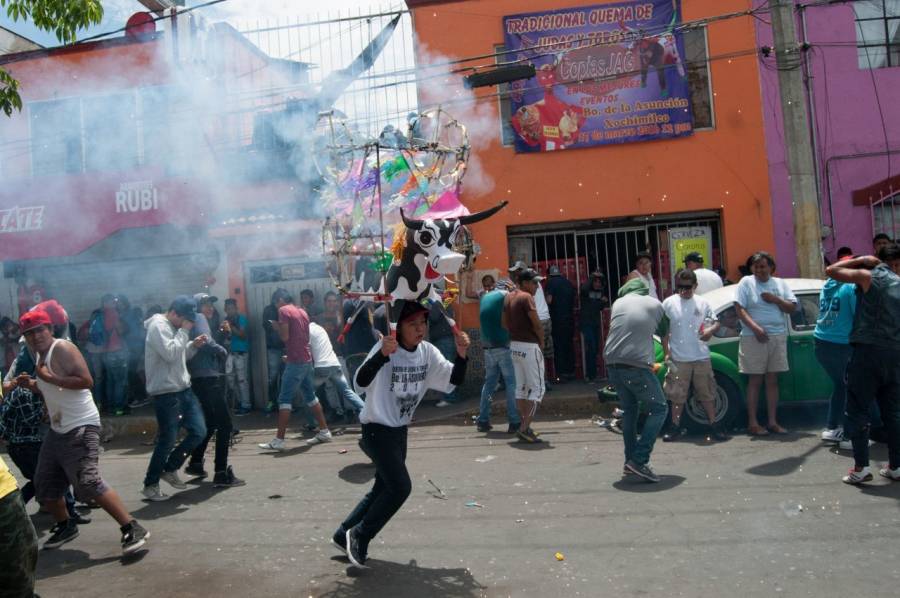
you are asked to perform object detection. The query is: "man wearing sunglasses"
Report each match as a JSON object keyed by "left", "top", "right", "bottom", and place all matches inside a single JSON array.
[{"left": 661, "top": 269, "right": 727, "bottom": 442}]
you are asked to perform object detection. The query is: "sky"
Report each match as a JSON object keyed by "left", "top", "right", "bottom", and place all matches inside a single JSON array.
[{"left": 0, "top": 0, "right": 398, "bottom": 46}]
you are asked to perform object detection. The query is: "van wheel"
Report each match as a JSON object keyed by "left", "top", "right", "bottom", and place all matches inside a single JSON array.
[{"left": 682, "top": 372, "right": 742, "bottom": 432}]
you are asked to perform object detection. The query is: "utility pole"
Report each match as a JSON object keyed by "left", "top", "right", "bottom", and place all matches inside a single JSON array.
[{"left": 770, "top": 0, "right": 823, "bottom": 278}]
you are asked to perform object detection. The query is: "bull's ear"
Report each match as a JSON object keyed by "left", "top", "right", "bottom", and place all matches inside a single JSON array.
[
  {"left": 400, "top": 208, "right": 423, "bottom": 230},
  {"left": 458, "top": 200, "right": 509, "bottom": 225}
]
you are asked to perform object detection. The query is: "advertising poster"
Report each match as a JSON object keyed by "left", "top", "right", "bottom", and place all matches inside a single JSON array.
[
  {"left": 669, "top": 226, "right": 711, "bottom": 281},
  {"left": 503, "top": 0, "right": 693, "bottom": 153}
]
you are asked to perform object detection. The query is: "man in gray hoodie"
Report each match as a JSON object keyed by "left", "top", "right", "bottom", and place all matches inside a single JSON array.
[
  {"left": 141, "top": 296, "right": 208, "bottom": 502},
  {"left": 603, "top": 278, "right": 669, "bottom": 483}
]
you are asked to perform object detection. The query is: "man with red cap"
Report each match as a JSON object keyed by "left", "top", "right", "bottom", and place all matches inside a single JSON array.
[{"left": 17, "top": 308, "right": 149, "bottom": 555}]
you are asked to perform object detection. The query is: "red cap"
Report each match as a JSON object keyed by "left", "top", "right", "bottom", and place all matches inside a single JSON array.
[
  {"left": 19, "top": 309, "right": 52, "bottom": 333},
  {"left": 33, "top": 300, "right": 68, "bottom": 326}
]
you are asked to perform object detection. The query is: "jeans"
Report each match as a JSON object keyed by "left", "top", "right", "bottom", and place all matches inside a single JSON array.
[
  {"left": 227, "top": 353, "right": 251, "bottom": 409},
  {"left": 266, "top": 348, "right": 284, "bottom": 405},
  {"left": 102, "top": 349, "right": 129, "bottom": 411},
  {"left": 144, "top": 389, "right": 207, "bottom": 487},
  {"left": 581, "top": 324, "right": 600, "bottom": 380},
  {"left": 814, "top": 339, "right": 853, "bottom": 430},
  {"left": 0, "top": 490, "right": 38, "bottom": 598},
  {"left": 278, "top": 362, "right": 317, "bottom": 409},
  {"left": 432, "top": 336, "right": 458, "bottom": 403},
  {"left": 478, "top": 347, "right": 520, "bottom": 426},
  {"left": 190, "top": 376, "right": 233, "bottom": 474},
  {"left": 341, "top": 423, "right": 410, "bottom": 542},
  {"left": 608, "top": 365, "right": 669, "bottom": 466},
  {"left": 845, "top": 344, "right": 900, "bottom": 469},
  {"left": 552, "top": 319, "right": 575, "bottom": 377},
  {"left": 6, "top": 442, "right": 77, "bottom": 517},
  {"left": 315, "top": 366, "right": 365, "bottom": 412}
]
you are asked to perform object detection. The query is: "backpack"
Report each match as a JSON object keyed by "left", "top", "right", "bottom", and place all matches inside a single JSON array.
[{"left": 87, "top": 312, "right": 107, "bottom": 347}]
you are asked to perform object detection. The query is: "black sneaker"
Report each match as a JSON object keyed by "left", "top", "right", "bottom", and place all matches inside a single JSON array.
[
  {"left": 213, "top": 466, "right": 246, "bottom": 488},
  {"left": 345, "top": 526, "right": 369, "bottom": 568},
  {"left": 662, "top": 427, "right": 687, "bottom": 442},
  {"left": 507, "top": 423, "right": 521, "bottom": 434},
  {"left": 710, "top": 426, "right": 729, "bottom": 442},
  {"left": 71, "top": 512, "right": 92, "bottom": 525},
  {"left": 184, "top": 462, "right": 208, "bottom": 478},
  {"left": 332, "top": 526, "right": 347, "bottom": 552},
  {"left": 43, "top": 520, "right": 79, "bottom": 550},
  {"left": 516, "top": 427, "right": 543, "bottom": 443},
  {"left": 624, "top": 460, "right": 660, "bottom": 483},
  {"left": 476, "top": 422, "right": 493, "bottom": 433},
  {"left": 121, "top": 520, "right": 150, "bottom": 555}
]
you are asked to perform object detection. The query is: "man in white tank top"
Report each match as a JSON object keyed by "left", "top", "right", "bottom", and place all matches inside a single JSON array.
[
  {"left": 18, "top": 309, "right": 150, "bottom": 556},
  {"left": 626, "top": 252, "right": 659, "bottom": 300}
]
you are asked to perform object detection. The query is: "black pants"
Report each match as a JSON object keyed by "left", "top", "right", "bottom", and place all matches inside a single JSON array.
[
  {"left": 552, "top": 320, "right": 575, "bottom": 376},
  {"left": 846, "top": 343, "right": 900, "bottom": 469},
  {"left": 341, "top": 423, "right": 410, "bottom": 542},
  {"left": 189, "top": 376, "right": 233, "bottom": 474},
  {"left": 6, "top": 442, "right": 76, "bottom": 516}
]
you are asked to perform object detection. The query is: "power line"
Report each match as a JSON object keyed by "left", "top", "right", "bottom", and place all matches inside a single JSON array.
[{"left": 75, "top": 0, "right": 231, "bottom": 45}]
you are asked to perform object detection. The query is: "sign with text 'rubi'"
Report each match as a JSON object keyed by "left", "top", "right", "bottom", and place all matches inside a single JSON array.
[{"left": 503, "top": 0, "right": 693, "bottom": 153}]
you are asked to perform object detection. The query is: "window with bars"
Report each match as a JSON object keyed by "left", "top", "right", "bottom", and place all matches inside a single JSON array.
[{"left": 854, "top": 0, "right": 900, "bottom": 69}]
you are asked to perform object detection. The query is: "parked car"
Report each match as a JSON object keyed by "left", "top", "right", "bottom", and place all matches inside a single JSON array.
[{"left": 602, "top": 279, "right": 829, "bottom": 431}]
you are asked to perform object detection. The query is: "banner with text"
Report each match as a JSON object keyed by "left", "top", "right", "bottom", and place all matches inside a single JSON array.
[{"left": 503, "top": 0, "right": 692, "bottom": 153}]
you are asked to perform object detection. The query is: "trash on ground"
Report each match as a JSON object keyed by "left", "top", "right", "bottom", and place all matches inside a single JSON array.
[
  {"left": 338, "top": 449, "right": 348, "bottom": 454},
  {"left": 565, "top": 420, "right": 575, "bottom": 425},
  {"left": 465, "top": 501, "right": 484, "bottom": 508},
  {"left": 427, "top": 479, "right": 446, "bottom": 497},
  {"left": 555, "top": 552, "right": 565, "bottom": 561},
  {"left": 268, "top": 494, "right": 282, "bottom": 499},
  {"left": 516, "top": 519, "right": 525, "bottom": 523},
  {"left": 475, "top": 455, "right": 497, "bottom": 463}
]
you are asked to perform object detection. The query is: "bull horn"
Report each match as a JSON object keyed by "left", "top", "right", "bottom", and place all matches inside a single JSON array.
[
  {"left": 458, "top": 200, "right": 509, "bottom": 225},
  {"left": 399, "top": 208, "right": 423, "bottom": 230}
]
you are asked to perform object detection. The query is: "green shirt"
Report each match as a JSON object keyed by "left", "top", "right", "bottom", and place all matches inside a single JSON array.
[{"left": 479, "top": 290, "right": 510, "bottom": 347}]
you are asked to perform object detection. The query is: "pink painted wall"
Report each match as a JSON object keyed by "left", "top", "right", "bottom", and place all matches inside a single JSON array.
[{"left": 755, "top": 1, "right": 900, "bottom": 274}]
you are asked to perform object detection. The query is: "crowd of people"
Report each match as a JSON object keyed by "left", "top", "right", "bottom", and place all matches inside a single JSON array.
[{"left": 2, "top": 236, "right": 900, "bottom": 591}]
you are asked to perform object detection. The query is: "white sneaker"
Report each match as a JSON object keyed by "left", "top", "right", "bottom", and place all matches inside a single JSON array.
[
  {"left": 821, "top": 427, "right": 843, "bottom": 442},
  {"left": 307, "top": 429, "right": 333, "bottom": 445},
  {"left": 141, "top": 484, "right": 170, "bottom": 502},
  {"left": 435, "top": 400, "right": 451, "bottom": 408},
  {"left": 879, "top": 466, "right": 900, "bottom": 481},
  {"left": 839, "top": 439, "right": 875, "bottom": 450},
  {"left": 160, "top": 470, "right": 187, "bottom": 490},
  {"left": 258, "top": 437, "right": 286, "bottom": 451},
  {"left": 842, "top": 466, "right": 873, "bottom": 485}
]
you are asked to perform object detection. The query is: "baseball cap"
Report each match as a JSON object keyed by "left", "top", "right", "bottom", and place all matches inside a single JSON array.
[
  {"left": 494, "top": 278, "right": 516, "bottom": 292},
  {"left": 170, "top": 295, "right": 198, "bottom": 322},
  {"left": 590, "top": 270, "right": 604, "bottom": 279},
  {"left": 33, "top": 300, "right": 68, "bottom": 327},
  {"left": 684, "top": 252, "right": 704, "bottom": 265},
  {"left": 548, "top": 264, "right": 562, "bottom": 276},
  {"left": 19, "top": 309, "right": 52, "bottom": 333},
  {"left": 398, "top": 300, "right": 429, "bottom": 324},
  {"left": 508, "top": 260, "right": 528, "bottom": 273},
  {"left": 517, "top": 268, "right": 544, "bottom": 283},
  {"left": 193, "top": 293, "right": 218, "bottom": 305}
]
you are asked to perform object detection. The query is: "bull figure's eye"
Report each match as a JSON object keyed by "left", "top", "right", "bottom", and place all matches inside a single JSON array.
[{"left": 417, "top": 230, "right": 435, "bottom": 247}]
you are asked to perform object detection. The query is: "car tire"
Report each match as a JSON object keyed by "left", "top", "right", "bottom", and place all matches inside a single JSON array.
[{"left": 682, "top": 372, "right": 742, "bottom": 432}]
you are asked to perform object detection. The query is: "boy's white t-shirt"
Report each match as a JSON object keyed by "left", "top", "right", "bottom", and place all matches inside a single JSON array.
[
  {"left": 355, "top": 339, "right": 455, "bottom": 427},
  {"left": 662, "top": 294, "right": 717, "bottom": 362},
  {"left": 309, "top": 322, "right": 341, "bottom": 369}
]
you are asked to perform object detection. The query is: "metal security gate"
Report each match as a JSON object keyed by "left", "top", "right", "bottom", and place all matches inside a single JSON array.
[{"left": 872, "top": 192, "right": 900, "bottom": 241}]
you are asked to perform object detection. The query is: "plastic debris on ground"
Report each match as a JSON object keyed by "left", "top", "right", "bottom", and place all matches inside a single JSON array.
[
  {"left": 555, "top": 552, "right": 565, "bottom": 561},
  {"left": 465, "top": 501, "right": 484, "bottom": 508},
  {"left": 475, "top": 455, "right": 497, "bottom": 463}
]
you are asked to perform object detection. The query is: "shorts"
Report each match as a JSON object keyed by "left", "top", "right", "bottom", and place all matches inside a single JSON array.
[
  {"left": 540, "top": 319, "right": 553, "bottom": 359},
  {"left": 664, "top": 359, "right": 715, "bottom": 405},
  {"left": 738, "top": 334, "right": 788, "bottom": 374},
  {"left": 277, "top": 362, "right": 318, "bottom": 410},
  {"left": 510, "top": 341, "right": 545, "bottom": 402},
  {"left": 34, "top": 425, "right": 109, "bottom": 503}
]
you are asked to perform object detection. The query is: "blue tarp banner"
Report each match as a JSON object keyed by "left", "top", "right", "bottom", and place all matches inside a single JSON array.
[{"left": 503, "top": 0, "right": 693, "bottom": 153}]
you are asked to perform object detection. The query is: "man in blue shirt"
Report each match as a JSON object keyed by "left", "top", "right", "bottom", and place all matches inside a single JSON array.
[{"left": 223, "top": 299, "right": 251, "bottom": 415}]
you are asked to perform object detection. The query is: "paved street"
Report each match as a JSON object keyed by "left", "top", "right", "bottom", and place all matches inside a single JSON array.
[{"left": 16, "top": 413, "right": 900, "bottom": 598}]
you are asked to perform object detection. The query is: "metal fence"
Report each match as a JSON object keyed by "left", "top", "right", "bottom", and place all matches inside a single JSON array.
[{"left": 872, "top": 192, "right": 900, "bottom": 241}]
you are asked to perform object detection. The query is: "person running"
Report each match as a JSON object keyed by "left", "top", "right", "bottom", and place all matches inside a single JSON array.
[
  {"left": 734, "top": 252, "right": 797, "bottom": 435},
  {"left": 661, "top": 269, "right": 727, "bottom": 442},
  {"left": 825, "top": 244, "right": 900, "bottom": 485},
  {"left": 19, "top": 309, "right": 149, "bottom": 555},
  {"left": 309, "top": 320, "right": 365, "bottom": 421},
  {"left": 476, "top": 279, "right": 521, "bottom": 434},
  {"left": 141, "top": 296, "right": 208, "bottom": 501},
  {"left": 504, "top": 268, "right": 546, "bottom": 443},
  {"left": 334, "top": 301, "right": 469, "bottom": 568},
  {"left": 604, "top": 279, "right": 669, "bottom": 482},
  {"left": 258, "top": 290, "right": 333, "bottom": 451}
]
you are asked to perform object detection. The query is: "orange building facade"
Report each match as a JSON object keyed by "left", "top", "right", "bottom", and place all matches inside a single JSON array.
[{"left": 407, "top": 0, "right": 776, "bottom": 333}]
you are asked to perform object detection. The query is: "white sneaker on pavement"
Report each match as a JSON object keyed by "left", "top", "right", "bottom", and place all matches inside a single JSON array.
[
  {"left": 259, "top": 437, "right": 286, "bottom": 451},
  {"left": 842, "top": 466, "right": 873, "bottom": 485},
  {"left": 141, "top": 484, "right": 170, "bottom": 502},
  {"left": 307, "top": 429, "right": 333, "bottom": 445},
  {"left": 879, "top": 466, "right": 900, "bottom": 481},
  {"left": 821, "top": 427, "right": 843, "bottom": 442},
  {"left": 160, "top": 471, "right": 187, "bottom": 490}
]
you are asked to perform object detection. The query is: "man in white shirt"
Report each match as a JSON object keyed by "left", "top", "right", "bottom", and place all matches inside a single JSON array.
[
  {"left": 683, "top": 252, "right": 723, "bottom": 295},
  {"left": 309, "top": 321, "right": 365, "bottom": 422},
  {"left": 661, "top": 269, "right": 727, "bottom": 441}
]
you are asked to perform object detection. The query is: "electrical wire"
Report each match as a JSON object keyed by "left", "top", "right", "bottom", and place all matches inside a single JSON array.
[{"left": 74, "top": 0, "right": 232, "bottom": 45}]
